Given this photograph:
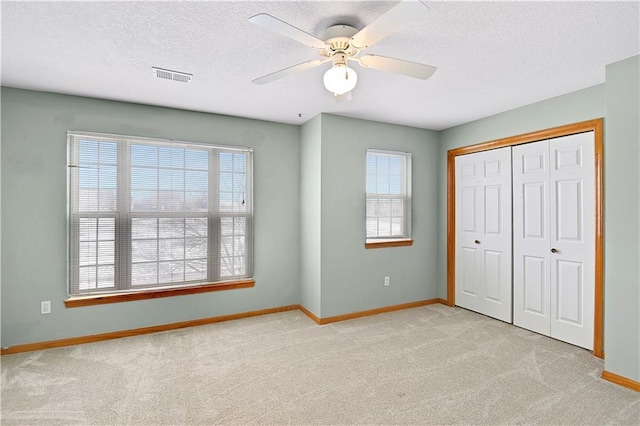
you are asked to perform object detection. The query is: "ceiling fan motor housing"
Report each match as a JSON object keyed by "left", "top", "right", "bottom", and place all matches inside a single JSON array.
[{"left": 319, "top": 25, "right": 360, "bottom": 60}]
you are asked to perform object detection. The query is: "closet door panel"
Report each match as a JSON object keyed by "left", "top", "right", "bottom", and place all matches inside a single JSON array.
[
  {"left": 455, "top": 155, "right": 483, "bottom": 313},
  {"left": 480, "top": 148, "right": 512, "bottom": 322},
  {"left": 513, "top": 140, "right": 551, "bottom": 336},
  {"left": 549, "top": 132, "right": 595, "bottom": 350}
]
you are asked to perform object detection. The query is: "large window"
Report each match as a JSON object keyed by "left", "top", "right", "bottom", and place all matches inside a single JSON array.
[
  {"left": 366, "top": 149, "right": 412, "bottom": 242},
  {"left": 68, "top": 132, "right": 253, "bottom": 296}
]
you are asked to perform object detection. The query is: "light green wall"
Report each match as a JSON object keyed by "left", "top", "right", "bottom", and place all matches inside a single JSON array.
[
  {"left": 437, "top": 84, "right": 606, "bottom": 299},
  {"left": 319, "top": 114, "right": 440, "bottom": 317},
  {"left": 1, "top": 88, "right": 301, "bottom": 348},
  {"left": 300, "top": 115, "right": 322, "bottom": 316},
  {"left": 604, "top": 55, "right": 640, "bottom": 381}
]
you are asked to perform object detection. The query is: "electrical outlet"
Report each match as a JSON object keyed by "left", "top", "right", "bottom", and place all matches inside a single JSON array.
[
  {"left": 41, "top": 301, "right": 51, "bottom": 315},
  {"left": 384, "top": 276, "right": 390, "bottom": 287}
]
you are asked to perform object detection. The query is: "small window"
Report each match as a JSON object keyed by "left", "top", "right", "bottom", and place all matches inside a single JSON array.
[
  {"left": 67, "top": 131, "right": 253, "bottom": 297},
  {"left": 366, "top": 149, "right": 412, "bottom": 244}
]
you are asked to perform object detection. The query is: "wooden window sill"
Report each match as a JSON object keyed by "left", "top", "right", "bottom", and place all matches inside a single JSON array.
[
  {"left": 365, "top": 239, "right": 413, "bottom": 249},
  {"left": 65, "top": 279, "right": 255, "bottom": 308}
]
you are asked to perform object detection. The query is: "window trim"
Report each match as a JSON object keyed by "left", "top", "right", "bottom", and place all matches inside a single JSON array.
[
  {"left": 365, "top": 239, "right": 413, "bottom": 249},
  {"left": 67, "top": 131, "right": 254, "bottom": 299},
  {"left": 64, "top": 279, "right": 255, "bottom": 308}
]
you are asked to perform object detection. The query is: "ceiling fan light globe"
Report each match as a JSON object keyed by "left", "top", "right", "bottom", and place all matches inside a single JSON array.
[{"left": 323, "top": 65, "right": 357, "bottom": 95}]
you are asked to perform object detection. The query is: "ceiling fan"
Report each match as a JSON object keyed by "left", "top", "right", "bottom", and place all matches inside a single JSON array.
[{"left": 249, "top": 0, "right": 437, "bottom": 99}]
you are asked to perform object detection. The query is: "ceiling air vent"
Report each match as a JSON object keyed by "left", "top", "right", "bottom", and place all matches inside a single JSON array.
[{"left": 152, "top": 67, "right": 192, "bottom": 83}]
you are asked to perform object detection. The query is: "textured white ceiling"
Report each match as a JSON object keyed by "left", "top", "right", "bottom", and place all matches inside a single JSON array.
[{"left": 2, "top": 1, "right": 638, "bottom": 130}]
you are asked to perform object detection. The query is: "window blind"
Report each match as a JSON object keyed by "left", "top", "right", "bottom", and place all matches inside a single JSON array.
[
  {"left": 68, "top": 131, "right": 253, "bottom": 296},
  {"left": 366, "top": 149, "right": 412, "bottom": 240}
]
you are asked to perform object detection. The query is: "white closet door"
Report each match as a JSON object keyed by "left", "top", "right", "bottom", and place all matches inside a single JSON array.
[
  {"left": 455, "top": 147, "right": 512, "bottom": 322},
  {"left": 550, "top": 132, "right": 595, "bottom": 349},
  {"left": 513, "top": 132, "right": 595, "bottom": 350},
  {"left": 513, "top": 140, "right": 551, "bottom": 335}
]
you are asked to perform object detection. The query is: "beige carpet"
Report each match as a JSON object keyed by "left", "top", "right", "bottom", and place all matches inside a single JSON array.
[{"left": 1, "top": 304, "right": 639, "bottom": 425}]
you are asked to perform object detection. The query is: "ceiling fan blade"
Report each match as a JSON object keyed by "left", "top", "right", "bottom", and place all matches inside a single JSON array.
[
  {"left": 359, "top": 54, "right": 436, "bottom": 80},
  {"left": 249, "top": 14, "right": 327, "bottom": 49},
  {"left": 351, "top": 0, "right": 429, "bottom": 49},
  {"left": 252, "top": 59, "right": 329, "bottom": 85}
]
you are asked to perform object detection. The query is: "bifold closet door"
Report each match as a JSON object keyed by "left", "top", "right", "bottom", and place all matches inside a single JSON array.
[
  {"left": 513, "top": 132, "right": 595, "bottom": 350},
  {"left": 455, "top": 147, "right": 512, "bottom": 323}
]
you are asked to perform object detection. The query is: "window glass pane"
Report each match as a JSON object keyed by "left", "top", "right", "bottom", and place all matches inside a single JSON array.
[
  {"left": 79, "top": 218, "right": 97, "bottom": 241},
  {"left": 234, "top": 256, "right": 245, "bottom": 276},
  {"left": 220, "top": 257, "right": 232, "bottom": 277},
  {"left": 391, "top": 199, "right": 404, "bottom": 217},
  {"left": 98, "top": 194, "right": 117, "bottom": 212},
  {"left": 186, "top": 218, "right": 207, "bottom": 237},
  {"left": 99, "top": 142, "right": 117, "bottom": 164},
  {"left": 79, "top": 168, "right": 98, "bottom": 203},
  {"left": 159, "top": 147, "right": 184, "bottom": 169},
  {"left": 131, "top": 145, "right": 158, "bottom": 167},
  {"left": 379, "top": 199, "right": 391, "bottom": 218},
  {"left": 234, "top": 217, "right": 246, "bottom": 235},
  {"left": 366, "top": 218, "right": 378, "bottom": 237},
  {"left": 186, "top": 192, "right": 208, "bottom": 211},
  {"left": 132, "top": 218, "right": 157, "bottom": 239},
  {"left": 392, "top": 217, "right": 403, "bottom": 235},
  {"left": 220, "top": 172, "right": 232, "bottom": 192},
  {"left": 99, "top": 166, "right": 117, "bottom": 189},
  {"left": 98, "top": 218, "right": 115, "bottom": 240},
  {"left": 97, "top": 241, "right": 115, "bottom": 264},
  {"left": 131, "top": 168, "right": 158, "bottom": 190},
  {"left": 233, "top": 173, "right": 246, "bottom": 193},
  {"left": 221, "top": 217, "right": 233, "bottom": 236},
  {"left": 185, "top": 149, "right": 208, "bottom": 170},
  {"left": 132, "top": 263, "right": 158, "bottom": 285},
  {"left": 221, "top": 236, "right": 233, "bottom": 258},
  {"left": 233, "top": 193, "right": 245, "bottom": 210},
  {"left": 219, "top": 152, "right": 248, "bottom": 213},
  {"left": 233, "top": 153, "right": 246, "bottom": 173},
  {"left": 79, "top": 266, "right": 96, "bottom": 290},
  {"left": 219, "top": 152, "right": 233, "bottom": 172},
  {"left": 186, "top": 238, "right": 207, "bottom": 259},
  {"left": 159, "top": 218, "right": 184, "bottom": 238},
  {"left": 159, "top": 261, "right": 184, "bottom": 283},
  {"left": 366, "top": 157, "right": 377, "bottom": 194},
  {"left": 131, "top": 190, "right": 158, "bottom": 211},
  {"left": 159, "top": 169, "right": 184, "bottom": 191},
  {"left": 79, "top": 140, "right": 98, "bottom": 164},
  {"left": 185, "top": 259, "right": 207, "bottom": 281},
  {"left": 377, "top": 156, "right": 390, "bottom": 194},
  {"left": 185, "top": 170, "right": 208, "bottom": 192},
  {"left": 79, "top": 241, "right": 97, "bottom": 266},
  {"left": 97, "top": 265, "right": 114, "bottom": 288},
  {"left": 132, "top": 240, "right": 158, "bottom": 263},
  {"left": 234, "top": 236, "right": 245, "bottom": 257},
  {"left": 159, "top": 239, "right": 183, "bottom": 261},
  {"left": 219, "top": 192, "right": 232, "bottom": 211},
  {"left": 159, "top": 191, "right": 184, "bottom": 211},
  {"left": 77, "top": 140, "right": 118, "bottom": 214}
]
